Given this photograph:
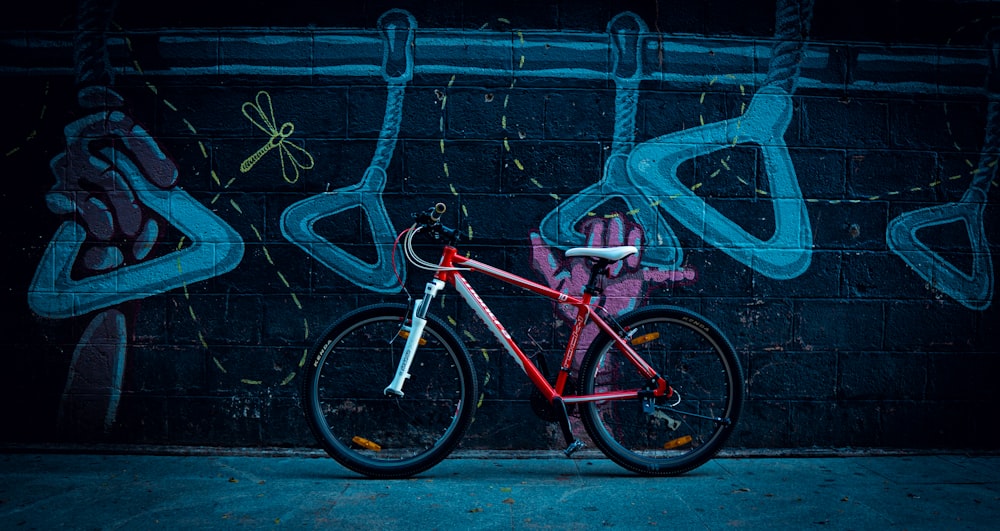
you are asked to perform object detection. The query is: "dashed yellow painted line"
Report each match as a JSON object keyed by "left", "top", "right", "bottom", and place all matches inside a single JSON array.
[
  {"left": 124, "top": 33, "right": 308, "bottom": 388},
  {"left": 3, "top": 81, "right": 49, "bottom": 158}
]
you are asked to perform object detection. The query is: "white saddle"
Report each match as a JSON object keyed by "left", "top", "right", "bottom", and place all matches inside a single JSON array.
[{"left": 564, "top": 246, "right": 638, "bottom": 261}]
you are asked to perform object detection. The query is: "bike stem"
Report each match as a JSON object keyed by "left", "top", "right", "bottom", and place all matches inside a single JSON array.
[{"left": 384, "top": 278, "right": 445, "bottom": 396}]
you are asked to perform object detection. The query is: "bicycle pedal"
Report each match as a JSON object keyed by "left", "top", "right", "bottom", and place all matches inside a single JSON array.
[{"left": 563, "top": 439, "right": 586, "bottom": 457}]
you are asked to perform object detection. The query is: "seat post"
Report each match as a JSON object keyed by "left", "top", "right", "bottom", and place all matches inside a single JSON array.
[{"left": 584, "top": 259, "right": 610, "bottom": 296}]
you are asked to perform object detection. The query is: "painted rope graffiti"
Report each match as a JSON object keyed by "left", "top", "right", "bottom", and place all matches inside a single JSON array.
[
  {"left": 538, "top": 12, "right": 685, "bottom": 271},
  {"left": 25, "top": 0, "right": 246, "bottom": 433},
  {"left": 886, "top": 56, "right": 999, "bottom": 310},
  {"left": 280, "top": 10, "right": 415, "bottom": 294}
]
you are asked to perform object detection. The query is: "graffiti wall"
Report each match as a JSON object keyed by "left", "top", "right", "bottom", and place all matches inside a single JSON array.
[{"left": 1, "top": 0, "right": 998, "bottom": 451}]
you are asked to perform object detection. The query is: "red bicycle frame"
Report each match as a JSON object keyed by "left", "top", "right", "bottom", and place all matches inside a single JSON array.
[{"left": 432, "top": 245, "right": 670, "bottom": 405}]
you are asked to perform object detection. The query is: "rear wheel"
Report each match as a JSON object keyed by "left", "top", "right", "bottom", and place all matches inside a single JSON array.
[
  {"left": 301, "top": 303, "right": 477, "bottom": 478},
  {"left": 579, "top": 305, "right": 743, "bottom": 476}
]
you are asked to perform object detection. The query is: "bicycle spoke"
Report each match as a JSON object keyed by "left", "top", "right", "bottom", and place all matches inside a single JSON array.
[
  {"left": 580, "top": 306, "right": 743, "bottom": 476},
  {"left": 302, "top": 304, "right": 477, "bottom": 478}
]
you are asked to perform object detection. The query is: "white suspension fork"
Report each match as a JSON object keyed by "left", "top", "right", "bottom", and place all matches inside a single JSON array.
[{"left": 384, "top": 278, "right": 445, "bottom": 397}]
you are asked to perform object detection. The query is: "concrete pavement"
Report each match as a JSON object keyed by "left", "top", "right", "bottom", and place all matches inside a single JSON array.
[{"left": 1, "top": 449, "right": 998, "bottom": 529}]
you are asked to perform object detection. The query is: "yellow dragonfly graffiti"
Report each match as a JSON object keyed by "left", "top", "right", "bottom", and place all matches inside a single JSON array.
[{"left": 240, "top": 90, "right": 315, "bottom": 183}]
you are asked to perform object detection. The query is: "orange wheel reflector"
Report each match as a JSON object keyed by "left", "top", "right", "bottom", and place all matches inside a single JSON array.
[
  {"left": 630, "top": 332, "right": 660, "bottom": 346},
  {"left": 398, "top": 330, "right": 427, "bottom": 346},
  {"left": 663, "top": 435, "right": 692, "bottom": 450},
  {"left": 352, "top": 436, "right": 382, "bottom": 451}
]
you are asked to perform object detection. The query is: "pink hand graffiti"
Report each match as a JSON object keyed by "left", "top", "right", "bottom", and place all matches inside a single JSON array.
[{"left": 529, "top": 213, "right": 697, "bottom": 365}]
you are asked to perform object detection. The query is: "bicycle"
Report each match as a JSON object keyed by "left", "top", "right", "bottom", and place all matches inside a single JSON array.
[{"left": 301, "top": 203, "right": 744, "bottom": 478}]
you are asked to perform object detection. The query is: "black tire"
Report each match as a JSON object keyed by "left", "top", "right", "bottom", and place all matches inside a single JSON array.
[
  {"left": 301, "top": 303, "right": 477, "bottom": 478},
  {"left": 578, "top": 305, "right": 743, "bottom": 476}
]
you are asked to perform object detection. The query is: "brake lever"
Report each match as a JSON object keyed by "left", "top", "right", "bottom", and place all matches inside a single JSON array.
[
  {"left": 411, "top": 216, "right": 460, "bottom": 243},
  {"left": 411, "top": 203, "right": 460, "bottom": 243}
]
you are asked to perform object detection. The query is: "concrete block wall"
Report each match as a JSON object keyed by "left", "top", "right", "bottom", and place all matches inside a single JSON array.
[{"left": 1, "top": 0, "right": 997, "bottom": 452}]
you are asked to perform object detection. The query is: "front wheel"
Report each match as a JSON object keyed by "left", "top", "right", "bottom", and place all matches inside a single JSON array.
[
  {"left": 301, "top": 303, "right": 477, "bottom": 478},
  {"left": 579, "top": 305, "right": 744, "bottom": 476}
]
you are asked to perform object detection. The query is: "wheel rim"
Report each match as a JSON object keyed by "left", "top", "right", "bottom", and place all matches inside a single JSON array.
[
  {"left": 308, "top": 313, "right": 469, "bottom": 470},
  {"left": 582, "top": 314, "right": 740, "bottom": 471}
]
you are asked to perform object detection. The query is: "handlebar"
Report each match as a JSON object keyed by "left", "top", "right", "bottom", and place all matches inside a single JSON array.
[{"left": 413, "top": 203, "right": 459, "bottom": 243}]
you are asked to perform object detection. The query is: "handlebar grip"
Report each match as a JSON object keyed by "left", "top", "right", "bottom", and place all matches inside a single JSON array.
[{"left": 430, "top": 203, "right": 446, "bottom": 222}]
